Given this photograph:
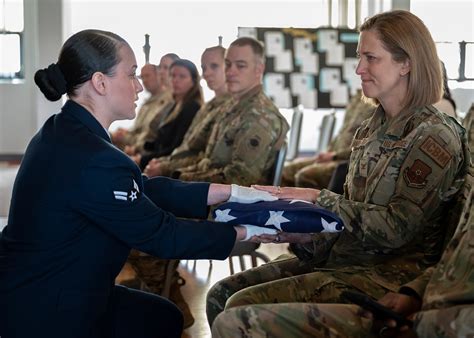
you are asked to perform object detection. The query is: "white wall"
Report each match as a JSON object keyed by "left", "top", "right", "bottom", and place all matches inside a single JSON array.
[
  {"left": 1, "top": 0, "right": 472, "bottom": 154},
  {"left": 0, "top": 0, "right": 63, "bottom": 154}
]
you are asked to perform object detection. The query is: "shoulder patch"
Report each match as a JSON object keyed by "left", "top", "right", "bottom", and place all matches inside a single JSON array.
[
  {"left": 420, "top": 136, "right": 452, "bottom": 168},
  {"left": 403, "top": 159, "right": 432, "bottom": 188}
]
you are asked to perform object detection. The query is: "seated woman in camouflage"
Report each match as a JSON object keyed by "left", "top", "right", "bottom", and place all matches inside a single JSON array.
[
  {"left": 213, "top": 169, "right": 474, "bottom": 338},
  {"left": 206, "top": 9, "right": 470, "bottom": 327}
]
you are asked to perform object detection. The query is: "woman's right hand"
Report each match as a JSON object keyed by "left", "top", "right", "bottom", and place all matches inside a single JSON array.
[
  {"left": 227, "top": 184, "right": 277, "bottom": 204},
  {"left": 252, "top": 185, "right": 320, "bottom": 203}
]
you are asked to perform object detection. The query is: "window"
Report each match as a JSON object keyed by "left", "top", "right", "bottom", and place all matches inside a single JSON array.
[
  {"left": 0, "top": 0, "right": 24, "bottom": 80},
  {"left": 411, "top": 0, "right": 474, "bottom": 86}
]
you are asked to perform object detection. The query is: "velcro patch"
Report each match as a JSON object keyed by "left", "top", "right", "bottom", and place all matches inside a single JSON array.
[
  {"left": 420, "top": 136, "right": 451, "bottom": 168},
  {"left": 403, "top": 159, "right": 432, "bottom": 188}
]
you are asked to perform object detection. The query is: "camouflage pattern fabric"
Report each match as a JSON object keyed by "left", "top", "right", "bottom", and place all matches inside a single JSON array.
[
  {"left": 206, "top": 104, "right": 470, "bottom": 326},
  {"left": 212, "top": 303, "right": 374, "bottom": 338},
  {"left": 206, "top": 255, "right": 314, "bottom": 325},
  {"left": 318, "top": 105, "right": 469, "bottom": 267},
  {"left": 156, "top": 93, "right": 234, "bottom": 176},
  {"left": 463, "top": 103, "right": 474, "bottom": 160},
  {"left": 177, "top": 85, "right": 289, "bottom": 186},
  {"left": 280, "top": 157, "right": 314, "bottom": 187},
  {"left": 126, "top": 249, "right": 180, "bottom": 296},
  {"left": 127, "top": 90, "right": 173, "bottom": 152},
  {"left": 294, "top": 161, "right": 339, "bottom": 189},
  {"left": 329, "top": 90, "right": 375, "bottom": 158},
  {"left": 281, "top": 90, "right": 374, "bottom": 188},
  {"left": 212, "top": 168, "right": 474, "bottom": 338}
]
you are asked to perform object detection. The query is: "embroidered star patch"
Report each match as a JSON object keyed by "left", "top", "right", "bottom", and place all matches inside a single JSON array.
[{"left": 114, "top": 179, "right": 140, "bottom": 202}]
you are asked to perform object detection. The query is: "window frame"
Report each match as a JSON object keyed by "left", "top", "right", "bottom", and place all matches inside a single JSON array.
[{"left": 0, "top": 30, "right": 24, "bottom": 80}]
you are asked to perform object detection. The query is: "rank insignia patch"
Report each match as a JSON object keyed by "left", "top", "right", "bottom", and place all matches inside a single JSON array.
[
  {"left": 113, "top": 179, "right": 140, "bottom": 202},
  {"left": 403, "top": 159, "right": 432, "bottom": 188},
  {"left": 420, "top": 136, "right": 451, "bottom": 168}
]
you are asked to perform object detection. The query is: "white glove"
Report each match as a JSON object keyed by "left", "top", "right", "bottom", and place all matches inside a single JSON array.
[
  {"left": 228, "top": 184, "right": 278, "bottom": 204},
  {"left": 241, "top": 224, "right": 278, "bottom": 241}
]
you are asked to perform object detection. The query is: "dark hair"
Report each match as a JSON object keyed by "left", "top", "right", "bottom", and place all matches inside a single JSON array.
[
  {"left": 229, "top": 37, "right": 265, "bottom": 64},
  {"left": 34, "top": 29, "right": 128, "bottom": 101},
  {"left": 170, "top": 59, "right": 203, "bottom": 106}
]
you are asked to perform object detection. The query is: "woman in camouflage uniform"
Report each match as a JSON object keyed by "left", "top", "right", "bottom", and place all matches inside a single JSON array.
[{"left": 207, "top": 10, "right": 470, "bottom": 332}]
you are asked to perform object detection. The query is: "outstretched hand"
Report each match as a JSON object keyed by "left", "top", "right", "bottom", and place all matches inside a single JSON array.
[
  {"left": 252, "top": 185, "right": 320, "bottom": 203},
  {"left": 228, "top": 184, "right": 278, "bottom": 204}
]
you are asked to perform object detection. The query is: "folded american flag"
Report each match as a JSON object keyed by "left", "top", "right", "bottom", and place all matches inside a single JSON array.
[{"left": 213, "top": 200, "right": 344, "bottom": 233}]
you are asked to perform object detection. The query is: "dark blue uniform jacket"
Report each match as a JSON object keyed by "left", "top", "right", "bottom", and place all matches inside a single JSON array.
[{"left": 0, "top": 100, "right": 236, "bottom": 337}]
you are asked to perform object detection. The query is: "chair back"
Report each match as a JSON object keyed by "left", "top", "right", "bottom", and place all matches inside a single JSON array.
[
  {"left": 317, "top": 110, "right": 336, "bottom": 153},
  {"left": 286, "top": 105, "right": 304, "bottom": 161},
  {"left": 271, "top": 142, "right": 288, "bottom": 186}
]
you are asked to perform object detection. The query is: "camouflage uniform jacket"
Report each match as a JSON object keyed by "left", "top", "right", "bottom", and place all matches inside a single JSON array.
[
  {"left": 401, "top": 168, "right": 474, "bottom": 337},
  {"left": 157, "top": 93, "right": 234, "bottom": 176},
  {"left": 312, "top": 104, "right": 469, "bottom": 268},
  {"left": 131, "top": 90, "right": 173, "bottom": 151},
  {"left": 178, "top": 85, "right": 289, "bottom": 185},
  {"left": 463, "top": 103, "right": 474, "bottom": 160},
  {"left": 331, "top": 91, "right": 375, "bottom": 161}
]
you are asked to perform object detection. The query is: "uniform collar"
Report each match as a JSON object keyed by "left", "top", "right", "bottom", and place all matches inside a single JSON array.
[
  {"left": 62, "top": 100, "right": 112, "bottom": 143},
  {"left": 236, "top": 84, "right": 263, "bottom": 103},
  {"left": 369, "top": 105, "right": 419, "bottom": 138}
]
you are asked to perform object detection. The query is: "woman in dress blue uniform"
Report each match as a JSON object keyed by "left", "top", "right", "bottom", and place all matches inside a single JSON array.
[{"left": 0, "top": 29, "right": 274, "bottom": 338}]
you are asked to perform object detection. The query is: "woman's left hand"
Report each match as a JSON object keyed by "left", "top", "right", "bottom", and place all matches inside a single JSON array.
[
  {"left": 252, "top": 185, "right": 320, "bottom": 203},
  {"left": 258, "top": 232, "right": 313, "bottom": 244}
]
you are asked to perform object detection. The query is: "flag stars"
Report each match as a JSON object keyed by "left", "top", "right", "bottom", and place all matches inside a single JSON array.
[
  {"left": 321, "top": 218, "right": 341, "bottom": 232},
  {"left": 215, "top": 209, "right": 237, "bottom": 222},
  {"left": 265, "top": 211, "right": 290, "bottom": 231}
]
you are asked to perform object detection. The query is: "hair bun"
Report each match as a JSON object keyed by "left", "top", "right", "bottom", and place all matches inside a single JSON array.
[{"left": 34, "top": 63, "right": 67, "bottom": 101}]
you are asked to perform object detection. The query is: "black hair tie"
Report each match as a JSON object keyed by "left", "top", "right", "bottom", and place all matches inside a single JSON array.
[{"left": 45, "top": 63, "right": 67, "bottom": 95}]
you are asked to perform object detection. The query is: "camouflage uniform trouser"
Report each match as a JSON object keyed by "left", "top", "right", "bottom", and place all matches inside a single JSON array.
[
  {"left": 281, "top": 158, "right": 338, "bottom": 189},
  {"left": 211, "top": 268, "right": 396, "bottom": 338},
  {"left": 212, "top": 303, "right": 375, "bottom": 338},
  {"left": 295, "top": 161, "right": 338, "bottom": 189},
  {"left": 206, "top": 256, "right": 314, "bottom": 326},
  {"left": 207, "top": 255, "right": 421, "bottom": 327},
  {"left": 127, "top": 249, "right": 180, "bottom": 296}
]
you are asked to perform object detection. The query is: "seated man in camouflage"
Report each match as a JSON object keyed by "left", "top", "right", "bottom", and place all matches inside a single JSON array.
[
  {"left": 148, "top": 37, "right": 289, "bottom": 187},
  {"left": 281, "top": 90, "right": 374, "bottom": 189},
  {"left": 111, "top": 62, "right": 172, "bottom": 150},
  {"left": 212, "top": 167, "right": 474, "bottom": 338},
  {"left": 144, "top": 46, "right": 233, "bottom": 177}
]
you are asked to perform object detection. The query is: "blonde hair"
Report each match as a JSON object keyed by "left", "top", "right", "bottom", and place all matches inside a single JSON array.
[
  {"left": 360, "top": 10, "right": 442, "bottom": 109},
  {"left": 203, "top": 46, "right": 226, "bottom": 59}
]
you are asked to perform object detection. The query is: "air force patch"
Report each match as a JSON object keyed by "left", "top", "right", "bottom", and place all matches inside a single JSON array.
[
  {"left": 114, "top": 179, "right": 140, "bottom": 202},
  {"left": 403, "top": 159, "right": 432, "bottom": 188}
]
